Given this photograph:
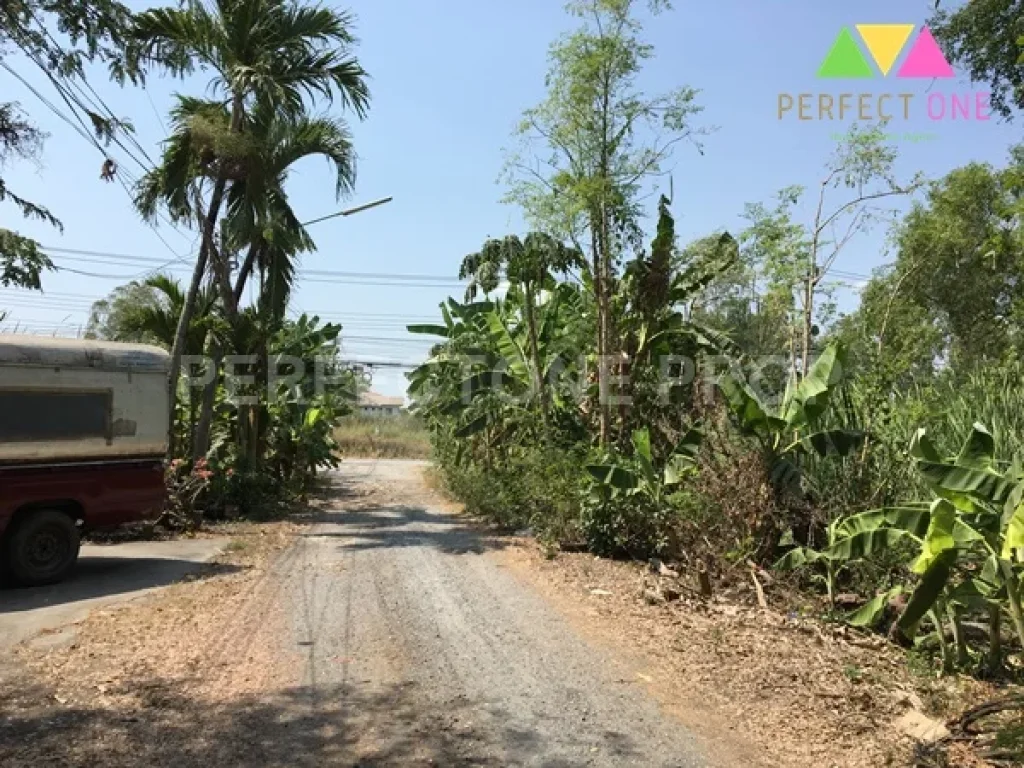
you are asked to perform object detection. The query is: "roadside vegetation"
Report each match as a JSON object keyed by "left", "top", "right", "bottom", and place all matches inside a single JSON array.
[
  {"left": 333, "top": 414, "right": 431, "bottom": 459},
  {"left": 404, "top": 0, "right": 1024, "bottom": 759},
  {"left": 1, "top": 0, "right": 372, "bottom": 524}
]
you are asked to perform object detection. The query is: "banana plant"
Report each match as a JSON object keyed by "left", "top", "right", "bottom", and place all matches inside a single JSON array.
[
  {"left": 717, "top": 342, "right": 864, "bottom": 493},
  {"left": 781, "top": 423, "right": 1024, "bottom": 662},
  {"left": 586, "top": 425, "right": 702, "bottom": 507},
  {"left": 407, "top": 286, "right": 587, "bottom": 441},
  {"left": 893, "top": 424, "right": 1024, "bottom": 650}
]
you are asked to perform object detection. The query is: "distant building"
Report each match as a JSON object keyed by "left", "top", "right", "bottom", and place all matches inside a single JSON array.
[{"left": 358, "top": 390, "right": 405, "bottom": 417}]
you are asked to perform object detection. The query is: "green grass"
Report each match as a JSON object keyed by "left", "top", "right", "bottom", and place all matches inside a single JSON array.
[{"left": 334, "top": 414, "right": 432, "bottom": 459}]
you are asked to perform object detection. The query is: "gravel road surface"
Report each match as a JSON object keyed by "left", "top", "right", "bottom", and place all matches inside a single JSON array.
[
  {"left": 280, "top": 460, "right": 712, "bottom": 766},
  {"left": 2, "top": 460, "right": 727, "bottom": 767}
]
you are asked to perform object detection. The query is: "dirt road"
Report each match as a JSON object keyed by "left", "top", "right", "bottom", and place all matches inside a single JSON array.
[
  {"left": 1, "top": 460, "right": 729, "bottom": 767},
  {"left": 284, "top": 460, "right": 711, "bottom": 766}
]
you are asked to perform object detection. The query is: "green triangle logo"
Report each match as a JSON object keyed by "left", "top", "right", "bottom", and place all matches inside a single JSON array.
[{"left": 818, "top": 27, "right": 875, "bottom": 78}]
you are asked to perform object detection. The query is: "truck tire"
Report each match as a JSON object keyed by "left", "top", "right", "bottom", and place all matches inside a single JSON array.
[{"left": 6, "top": 510, "right": 81, "bottom": 587}]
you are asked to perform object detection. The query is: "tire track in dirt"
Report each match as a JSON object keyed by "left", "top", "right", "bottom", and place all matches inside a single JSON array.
[{"left": 276, "top": 460, "right": 730, "bottom": 767}]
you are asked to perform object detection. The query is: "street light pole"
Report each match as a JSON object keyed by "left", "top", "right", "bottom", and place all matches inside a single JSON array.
[{"left": 302, "top": 196, "right": 393, "bottom": 228}]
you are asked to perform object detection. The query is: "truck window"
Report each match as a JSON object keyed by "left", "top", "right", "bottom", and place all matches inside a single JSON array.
[{"left": 0, "top": 390, "right": 111, "bottom": 443}]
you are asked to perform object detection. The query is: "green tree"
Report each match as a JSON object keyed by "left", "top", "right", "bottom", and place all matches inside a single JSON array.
[
  {"left": 87, "top": 274, "right": 218, "bottom": 451},
  {"left": 742, "top": 125, "right": 920, "bottom": 377},
  {"left": 459, "top": 233, "right": 583, "bottom": 425},
  {"left": 931, "top": 0, "right": 1024, "bottom": 119},
  {"left": 503, "top": 0, "right": 703, "bottom": 444},
  {"left": 686, "top": 231, "right": 791, "bottom": 358},
  {"left": 86, "top": 273, "right": 216, "bottom": 352},
  {"left": 136, "top": 97, "right": 356, "bottom": 319},
  {"left": 138, "top": 97, "right": 359, "bottom": 459},
  {"left": 131, "top": 0, "right": 369, "bottom": 447},
  {"left": 840, "top": 147, "right": 1024, "bottom": 374},
  {"left": 0, "top": 0, "right": 142, "bottom": 290},
  {"left": 0, "top": 104, "right": 56, "bottom": 290}
]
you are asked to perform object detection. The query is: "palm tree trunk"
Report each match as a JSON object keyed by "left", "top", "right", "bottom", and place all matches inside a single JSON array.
[
  {"left": 188, "top": 386, "right": 200, "bottom": 453},
  {"left": 245, "top": 334, "right": 268, "bottom": 466},
  {"left": 192, "top": 337, "right": 221, "bottom": 459},
  {"left": 233, "top": 241, "right": 261, "bottom": 304},
  {"left": 167, "top": 245, "right": 209, "bottom": 454},
  {"left": 209, "top": 92, "right": 246, "bottom": 321},
  {"left": 184, "top": 93, "right": 245, "bottom": 461}
]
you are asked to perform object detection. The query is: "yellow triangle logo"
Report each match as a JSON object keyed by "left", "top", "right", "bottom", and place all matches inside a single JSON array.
[{"left": 856, "top": 24, "right": 916, "bottom": 76}]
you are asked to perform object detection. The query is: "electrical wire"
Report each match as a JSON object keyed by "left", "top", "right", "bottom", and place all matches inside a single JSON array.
[{"left": 39, "top": 245, "right": 464, "bottom": 283}]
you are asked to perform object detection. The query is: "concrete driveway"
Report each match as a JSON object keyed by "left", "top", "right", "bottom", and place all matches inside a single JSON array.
[{"left": 0, "top": 538, "right": 229, "bottom": 649}]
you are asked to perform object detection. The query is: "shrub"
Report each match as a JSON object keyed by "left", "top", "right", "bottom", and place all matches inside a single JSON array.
[{"left": 434, "top": 436, "right": 584, "bottom": 542}]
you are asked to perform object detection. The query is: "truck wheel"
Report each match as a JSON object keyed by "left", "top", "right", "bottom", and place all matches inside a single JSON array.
[{"left": 6, "top": 510, "right": 81, "bottom": 587}]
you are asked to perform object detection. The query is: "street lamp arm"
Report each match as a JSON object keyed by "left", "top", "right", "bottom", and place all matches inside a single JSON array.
[{"left": 302, "top": 196, "right": 393, "bottom": 227}]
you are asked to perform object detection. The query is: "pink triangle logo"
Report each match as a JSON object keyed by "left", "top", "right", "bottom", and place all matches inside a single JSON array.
[{"left": 896, "top": 26, "right": 954, "bottom": 78}]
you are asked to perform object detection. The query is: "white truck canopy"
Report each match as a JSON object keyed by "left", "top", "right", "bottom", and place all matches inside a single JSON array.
[
  {"left": 0, "top": 335, "right": 169, "bottom": 373},
  {"left": 0, "top": 335, "right": 170, "bottom": 463}
]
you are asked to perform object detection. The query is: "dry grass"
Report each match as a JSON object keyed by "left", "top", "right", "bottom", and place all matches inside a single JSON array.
[
  {"left": 498, "top": 543, "right": 1011, "bottom": 768},
  {"left": 334, "top": 414, "right": 431, "bottom": 459},
  {"left": 2, "top": 520, "right": 302, "bottom": 767}
]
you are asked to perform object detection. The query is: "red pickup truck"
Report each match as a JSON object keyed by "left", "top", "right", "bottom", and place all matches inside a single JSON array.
[{"left": 0, "top": 336, "right": 170, "bottom": 586}]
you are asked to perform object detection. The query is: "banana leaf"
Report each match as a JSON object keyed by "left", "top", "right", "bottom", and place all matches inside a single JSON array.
[
  {"left": 455, "top": 414, "right": 488, "bottom": 438},
  {"left": 783, "top": 343, "right": 847, "bottom": 427},
  {"left": 956, "top": 423, "right": 997, "bottom": 470},
  {"left": 484, "top": 312, "right": 529, "bottom": 380},
  {"left": 833, "top": 505, "right": 931, "bottom": 540},
  {"left": 665, "top": 454, "right": 696, "bottom": 485},
  {"left": 891, "top": 548, "right": 958, "bottom": 646},
  {"left": 586, "top": 463, "right": 639, "bottom": 490},
  {"left": 909, "top": 428, "right": 941, "bottom": 462},
  {"left": 916, "top": 460, "right": 1016, "bottom": 503},
  {"left": 826, "top": 527, "right": 918, "bottom": 561},
  {"left": 681, "top": 321, "right": 741, "bottom": 356},
  {"left": 770, "top": 457, "right": 801, "bottom": 491},
  {"left": 718, "top": 372, "right": 787, "bottom": 435},
  {"left": 671, "top": 425, "right": 703, "bottom": 463},
  {"left": 775, "top": 546, "right": 833, "bottom": 570},
  {"left": 788, "top": 429, "right": 865, "bottom": 458},
  {"left": 1003, "top": 498, "right": 1024, "bottom": 558},
  {"left": 911, "top": 499, "right": 957, "bottom": 574},
  {"left": 848, "top": 587, "right": 903, "bottom": 628},
  {"left": 631, "top": 429, "right": 657, "bottom": 488},
  {"left": 947, "top": 578, "right": 998, "bottom": 611}
]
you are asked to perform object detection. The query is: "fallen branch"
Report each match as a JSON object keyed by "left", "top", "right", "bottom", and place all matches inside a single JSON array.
[
  {"left": 950, "top": 695, "right": 1024, "bottom": 736},
  {"left": 750, "top": 566, "right": 767, "bottom": 609}
]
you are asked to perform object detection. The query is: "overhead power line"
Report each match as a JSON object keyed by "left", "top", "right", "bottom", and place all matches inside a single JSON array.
[{"left": 39, "top": 246, "right": 464, "bottom": 283}]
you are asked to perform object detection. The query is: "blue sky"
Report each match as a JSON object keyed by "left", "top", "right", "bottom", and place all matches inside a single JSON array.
[{"left": 0, "top": 0, "right": 1017, "bottom": 396}]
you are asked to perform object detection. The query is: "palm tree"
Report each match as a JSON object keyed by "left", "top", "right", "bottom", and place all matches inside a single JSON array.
[
  {"left": 131, "top": 0, "right": 369, "bottom": 448},
  {"left": 138, "top": 100, "right": 358, "bottom": 458},
  {"left": 88, "top": 273, "right": 216, "bottom": 352},
  {"left": 138, "top": 97, "right": 356, "bottom": 315}
]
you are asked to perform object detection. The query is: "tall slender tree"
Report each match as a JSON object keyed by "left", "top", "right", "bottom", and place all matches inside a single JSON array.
[
  {"left": 503, "top": 0, "right": 703, "bottom": 444},
  {"left": 138, "top": 97, "right": 359, "bottom": 458},
  {"left": 130, "top": 0, "right": 369, "bottom": 449}
]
